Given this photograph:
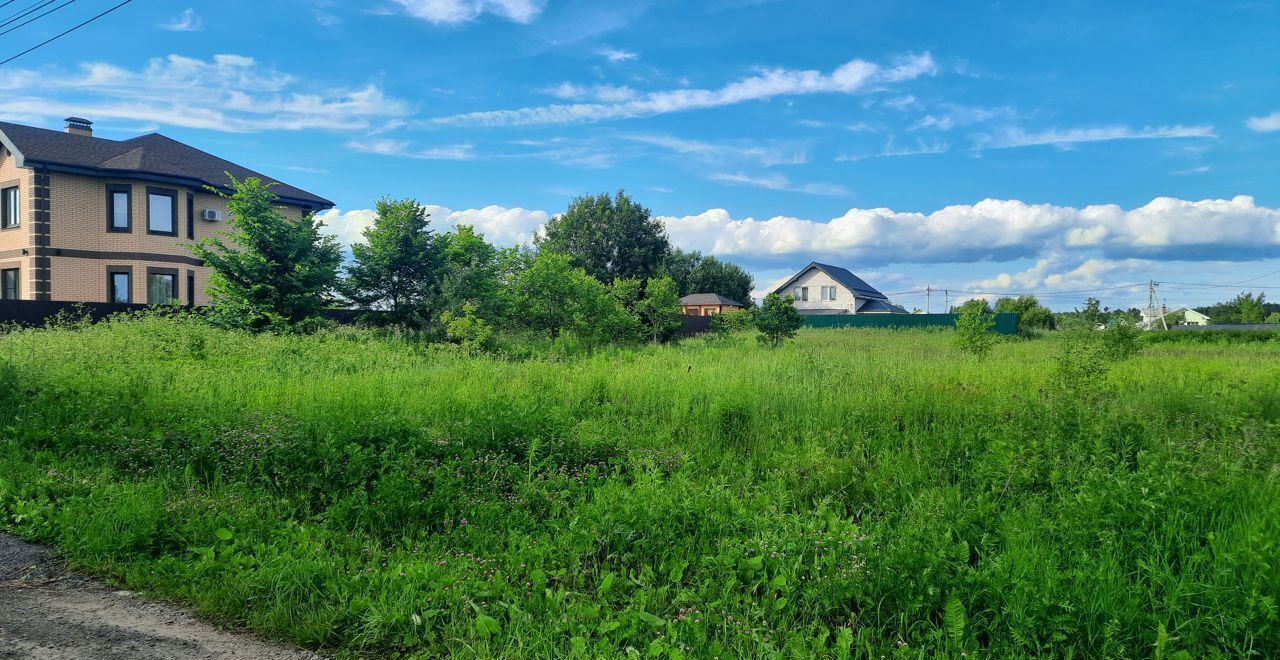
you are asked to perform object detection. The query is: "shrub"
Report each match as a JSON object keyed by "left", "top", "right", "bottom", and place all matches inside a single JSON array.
[
  {"left": 953, "top": 302, "right": 996, "bottom": 357},
  {"left": 442, "top": 303, "right": 495, "bottom": 353},
  {"left": 754, "top": 293, "right": 802, "bottom": 347}
]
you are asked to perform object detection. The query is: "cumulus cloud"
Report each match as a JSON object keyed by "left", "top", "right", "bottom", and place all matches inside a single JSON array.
[
  {"left": 1246, "top": 111, "right": 1280, "bottom": 132},
  {"left": 434, "top": 52, "right": 937, "bottom": 127},
  {"left": 318, "top": 204, "right": 549, "bottom": 249},
  {"left": 977, "top": 124, "right": 1216, "bottom": 149},
  {"left": 159, "top": 9, "right": 202, "bottom": 31},
  {"left": 658, "top": 195, "right": 1280, "bottom": 265},
  {"left": 392, "top": 0, "right": 545, "bottom": 24},
  {"left": 0, "top": 54, "right": 411, "bottom": 132}
]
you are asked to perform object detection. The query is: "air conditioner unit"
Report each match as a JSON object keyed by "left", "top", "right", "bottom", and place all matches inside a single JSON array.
[{"left": 201, "top": 209, "right": 223, "bottom": 222}]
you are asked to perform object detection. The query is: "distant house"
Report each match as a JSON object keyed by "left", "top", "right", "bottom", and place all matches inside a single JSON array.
[
  {"left": 679, "top": 293, "right": 745, "bottom": 316},
  {"left": 771, "top": 262, "right": 907, "bottom": 315},
  {"left": 1141, "top": 305, "right": 1212, "bottom": 329}
]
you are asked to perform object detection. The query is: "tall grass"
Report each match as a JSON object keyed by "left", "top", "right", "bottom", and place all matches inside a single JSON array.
[{"left": 1, "top": 316, "right": 1278, "bottom": 657}]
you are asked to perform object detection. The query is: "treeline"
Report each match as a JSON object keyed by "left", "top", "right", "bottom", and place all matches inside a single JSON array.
[{"left": 190, "top": 179, "right": 757, "bottom": 348}]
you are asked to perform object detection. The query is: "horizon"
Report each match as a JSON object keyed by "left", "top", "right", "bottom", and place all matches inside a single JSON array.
[{"left": 1, "top": 0, "right": 1277, "bottom": 312}]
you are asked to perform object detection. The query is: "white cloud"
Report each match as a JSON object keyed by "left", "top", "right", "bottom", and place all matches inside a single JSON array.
[
  {"left": 598, "top": 48, "right": 638, "bottom": 63},
  {"left": 1171, "top": 165, "right": 1211, "bottom": 175},
  {"left": 836, "top": 136, "right": 948, "bottom": 161},
  {"left": 624, "top": 134, "right": 808, "bottom": 167},
  {"left": 0, "top": 54, "right": 411, "bottom": 133},
  {"left": 1246, "top": 111, "right": 1280, "bottom": 132},
  {"left": 159, "top": 9, "right": 202, "bottom": 32},
  {"left": 318, "top": 204, "right": 549, "bottom": 248},
  {"left": 708, "top": 172, "right": 849, "bottom": 196},
  {"left": 977, "top": 124, "right": 1216, "bottom": 149},
  {"left": 543, "top": 82, "right": 637, "bottom": 103},
  {"left": 434, "top": 52, "right": 937, "bottom": 127},
  {"left": 345, "top": 139, "right": 475, "bottom": 160},
  {"left": 392, "top": 0, "right": 545, "bottom": 24},
  {"left": 658, "top": 195, "right": 1280, "bottom": 264}
]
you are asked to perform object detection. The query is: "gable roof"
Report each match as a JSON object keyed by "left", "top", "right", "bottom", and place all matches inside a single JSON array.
[
  {"left": 0, "top": 121, "right": 332, "bottom": 208},
  {"left": 679, "top": 293, "right": 746, "bottom": 307},
  {"left": 770, "top": 262, "right": 888, "bottom": 300},
  {"left": 856, "top": 299, "right": 908, "bottom": 314}
]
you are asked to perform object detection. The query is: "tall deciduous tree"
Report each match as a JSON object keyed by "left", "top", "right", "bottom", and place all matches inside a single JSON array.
[
  {"left": 439, "top": 224, "right": 502, "bottom": 320},
  {"left": 994, "top": 295, "right": 1055, "bottom": 331},
  {"left": 538, "top": 190, "right": 670, "bottom": 283},
  {"left": 191, "top": 176, "right": 341, "bottom": 329},
  {"left": 662, "top": 248, "right": 754, "bottom": 305},
  {"left": 343, "top": 197, "right": 441, "bottom": 326}
]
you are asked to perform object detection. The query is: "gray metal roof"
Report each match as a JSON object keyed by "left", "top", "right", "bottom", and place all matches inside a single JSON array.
[
  {"left": 679, "top": 293, "right": 746, "bottom": 307},
  {"left": 0, "top": 121, "right": 332, "bottom": 208},
  {"left": 770, "top": 262, "right": 888, "bottom": 300},
  {"left": 856, "top": 299, "right": 909, "bottom": 314}
]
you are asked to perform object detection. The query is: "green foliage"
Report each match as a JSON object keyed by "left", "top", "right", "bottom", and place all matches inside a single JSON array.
[
  {"left": 953, "top": 301, "right": 997, "bottom": 357},
  {"left": 441, "top": 303, "right": 495, "bottom": 353},
  {"left": 342, "top": 197, "right": 441, "bottom": 326},
  {"left": 1266, "top": 311, "right": 1280, "bottom": 324},
  {"left": 635, "top": 276, "right": 682, "bottom": 343},
  {"left": 754, "top": 293, "right": 802, "bottom": 347},
  {"left": 663, "top": 248, "right": 753, "bottom": 306},
  {"left": 3, "top": 317, "right": 1280, "bottom": 657},
  {"left": 1200, "top": 292, "right": 1268, "bottom": 324},
  {"left": 190, "top": 176, "right": 342, "bottom": 330},
  {"left": 1101, "top": 318, "right": 1142, "bottom": 360},
  {"left": 438, "top": 224, "right": 503, "bottom": 321},
  {"left": 994, "top": 295, "right": 1054, "bottom": 331},
  {"left": 537, "top": 190, "right": 670, "bottom": 283},
  {"left": 509, "top": 251, "right": 637, "bottom": 348},
  {"left": 709, "top": 309, "right": 754, "bottom": 338},
  {"left": 953, "top": 298, "right": 992, "bottom": 315}
]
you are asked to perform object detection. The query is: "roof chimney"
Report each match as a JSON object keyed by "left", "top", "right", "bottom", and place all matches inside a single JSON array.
[{"left": 64, "top": 117, "right": 93, "bottom": 137}]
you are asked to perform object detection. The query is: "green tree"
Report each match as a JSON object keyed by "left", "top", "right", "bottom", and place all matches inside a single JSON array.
[
  {"left": 342, "top": 197, "right": 441, "bottom": 326},
  {"left": 663, "top": 248, "right": 754, "bottom": 306},
  {"left": 636, "top": 275, "right": 682, "bottom": 342},
  {"left": 754, "top": 293, "right": 803, "bottom": 348},
  {"left": 511, "top": 251, "right": 636, "bottom": 348},
  {"left": 954, "top": 301, "right": 997, "bottom": 358},
  {"left": 954, "top": 298, "right": 992, "bottom": 315},
  {"left": 191, "top": 176, "right": 341, "bottom": 329},
  {"left": 1079, "top": 297, "right": 1105, "bottom": 329},
  {"left": 439, "top": 224, "right": 502, "bottom": 320},
  {"left": 1235, "top": 292, "right": 1266, "bottom": 324},
  {"left": 441, "top": 303, "right": 495, "bottom": 353},
  {"left": 994, "top": 295, "right": 1055, "bottom": 331},
  {"left": 538, "top": 190, "right": 671, "bottom": 283}
]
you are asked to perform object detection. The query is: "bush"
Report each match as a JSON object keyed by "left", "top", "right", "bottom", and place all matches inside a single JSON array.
[
  {"left": 754, "top": 293, "right": 802, "bottom": 347},
  {"left": 441, "top": 303, "right": 495, "bottom": 353},
  {"left": 953, "top": 303, "right": 997, "bottom": 357}
]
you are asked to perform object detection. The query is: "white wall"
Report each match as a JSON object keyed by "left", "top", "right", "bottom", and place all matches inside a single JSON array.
[{"left": 780, "top": 267, "right": 859, "bottom": 312}]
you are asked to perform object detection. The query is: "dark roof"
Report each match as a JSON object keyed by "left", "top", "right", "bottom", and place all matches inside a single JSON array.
[
  {"left": 0, "top": 121, "right": 332, "bottom": 208},
  {"left": 679, "top": 293, "right": 746, "bottom": 307},
  {"left": 856, "top": 299, "right": 909, "bottom": 314},
  {"left": 771, "top": 262, "right": 888, "bottom": 300}
]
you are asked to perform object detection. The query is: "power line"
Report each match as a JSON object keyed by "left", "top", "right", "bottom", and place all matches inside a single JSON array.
[
  {"left": 0, "top": 1, "right": 25, "bottom": 13},
  {"left": 0, "top": 0, "right": 78, "bottom": 37},
  {"left": 0, "top": 0, "right": 132, "bottom": 67},
  {"left": 0, "top": 0, "right": 56, "bottom": 28}
]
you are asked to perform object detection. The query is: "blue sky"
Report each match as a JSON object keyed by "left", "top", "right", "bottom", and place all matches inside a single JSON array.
[{"left": 2, "top": 0, "right": 1279, "bottom": 310}]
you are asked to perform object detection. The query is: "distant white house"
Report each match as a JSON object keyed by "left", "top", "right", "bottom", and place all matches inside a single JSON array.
[
  {"left": 1141, "top": 305, "right": 1211, "bottom": 329},
  {"left": 771, "top": 262, "right": 908, "bottom": 315}
]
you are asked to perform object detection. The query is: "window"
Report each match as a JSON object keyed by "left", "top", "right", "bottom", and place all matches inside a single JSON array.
[
  {"left": 109, "top": 270, "right": 131, "bottom": 303},
  {"left": 1, "top": 186, "right": 18, "bottom": 229},
  {"left": 821, "top": 286, "right": 837, "bottom": 301},
  {"left": 794, "top": 286, "right": 809, "bottom": 302},
  {"left": 186, "top": 193, "right": 195, "bottom": 240},
  {"left": 186, "top": 271, "right": 195, "bottom": 306},
  {"left": 107, "top": 184, "right": 131, "bottom": 232},
  {"left": 147, "top": 188, "right": 177, "bottom": 235},
  {"left": 1, "top": 268, "right": 18, "bottom": 300},
  {"left": 147, "top": 271, "right": 178, "bottom": 305}
]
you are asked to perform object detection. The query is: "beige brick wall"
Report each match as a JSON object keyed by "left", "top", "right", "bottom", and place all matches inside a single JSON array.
[
  {"left": 0, "top": 146, "right": 34, "bottom": 298},
  {"left": 49, "top": 256, "right": 211, "bottom": 305},
  {"left": 44, "top": 171, "right": 310, "bottom": 305}
]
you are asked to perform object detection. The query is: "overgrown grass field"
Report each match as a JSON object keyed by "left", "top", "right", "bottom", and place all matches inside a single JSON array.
[{"left": 2, "top": 317, "right": 1278, "bottom": 657}]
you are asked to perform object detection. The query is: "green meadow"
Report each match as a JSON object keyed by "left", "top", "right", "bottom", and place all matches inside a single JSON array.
[{"left": 1, "top": 316, "right": 1278, "bottom": 658}]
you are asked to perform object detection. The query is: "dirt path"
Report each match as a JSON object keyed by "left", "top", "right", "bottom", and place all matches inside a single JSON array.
[{"left": 0, "top": 533, "right": 318, "bottom": 659}]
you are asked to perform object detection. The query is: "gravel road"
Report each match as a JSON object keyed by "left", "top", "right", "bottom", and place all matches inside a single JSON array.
[{"left": 0, "top": 533, "right": 318, "bottom": 659}]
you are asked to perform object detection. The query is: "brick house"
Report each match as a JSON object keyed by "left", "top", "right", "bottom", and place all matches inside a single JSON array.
[
  {"left": 0, "top": 118, "right": 332, "bottom": 305},
  {"left": 679, "top": 293, "right": 746, "bottom": 316},
  {"left": 771, "top": 262, "right": 908, "bottom": 315}
]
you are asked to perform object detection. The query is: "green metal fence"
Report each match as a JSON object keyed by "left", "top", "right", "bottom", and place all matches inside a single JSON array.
[{"left": 802, "top": 313, "right": 1020, "bottom": 336}]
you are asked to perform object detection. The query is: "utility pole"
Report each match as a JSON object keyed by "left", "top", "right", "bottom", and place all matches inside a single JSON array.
[
  {"left": 1145, "top": 280, "right": 1168, "bottom": 331},
  {"left": 926, "top": 286, "right": 932, "bottom": 314},
  {"left": 944, "top": 289, "right": 949, "bottom": 313}
]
